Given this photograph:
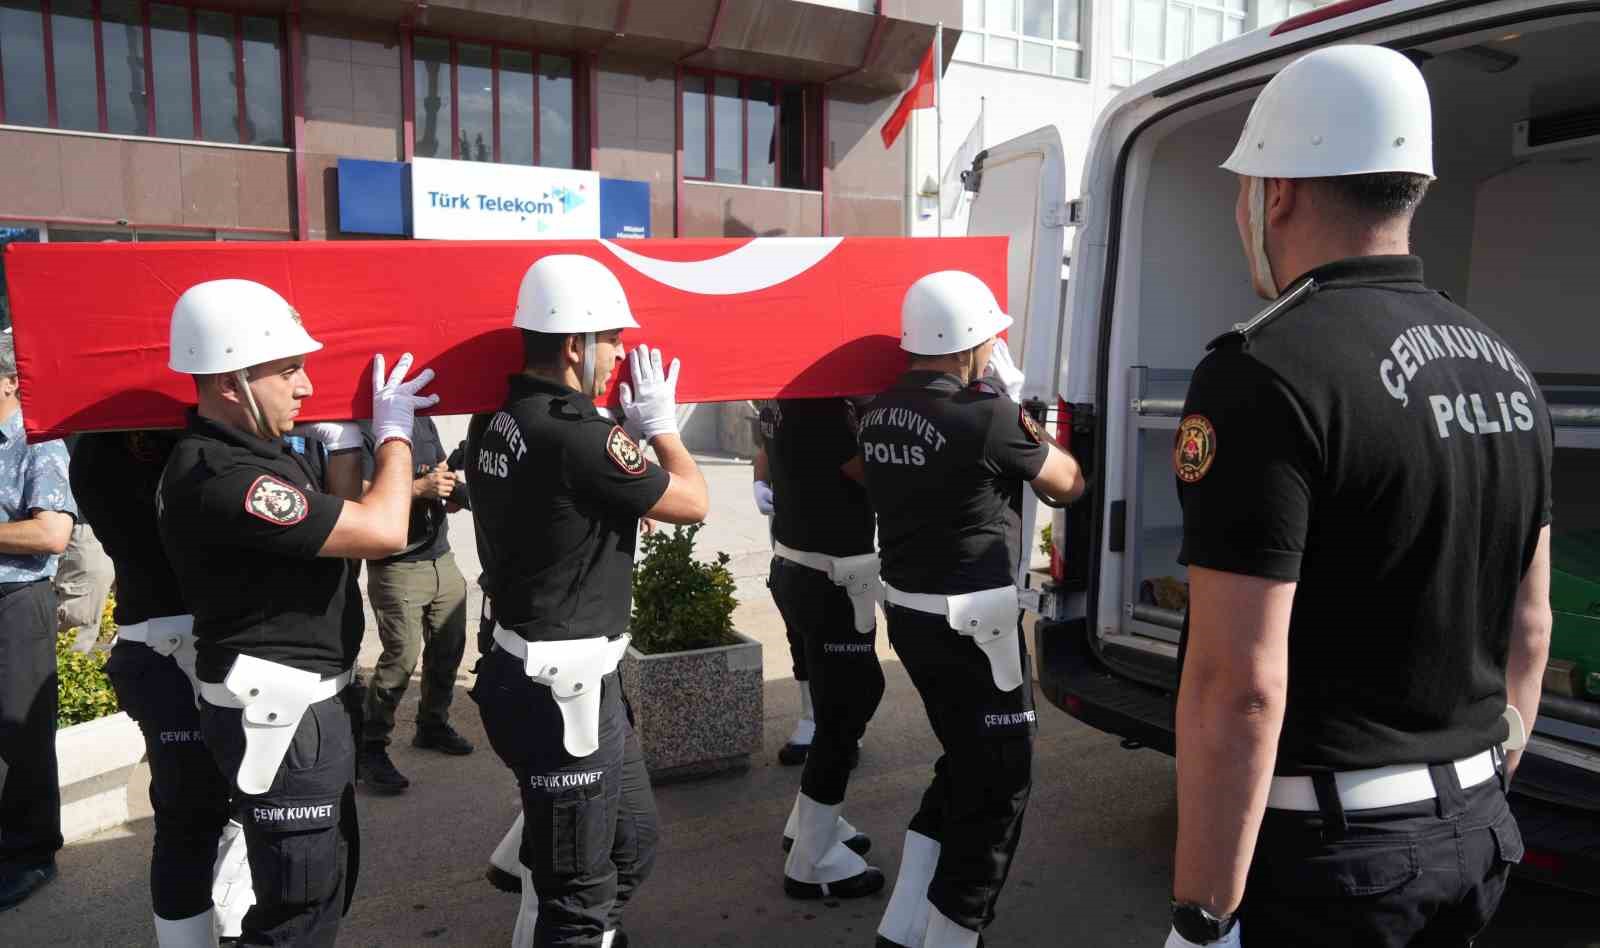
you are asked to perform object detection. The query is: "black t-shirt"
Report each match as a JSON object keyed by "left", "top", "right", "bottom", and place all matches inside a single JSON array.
[
  {"left": 159, "top": 411, "right": 351, "bottom": 681},
  {"left": 858, "top": 371, "right": 1048, "bottom": 594},
  {"left": 465, "top": 374, "right": 669, "bottom": 643},
  {"left": 359, "top": 416, "right": 451, "bottom": 565},
  {"left": 1176, "top": 256, "right": 1553, "bottom": 775},
  {"left": 765, "top": 398, "right": 874, "bottom": 558},
  {"left": 69, "top": 431, "right": 185, "bottom": 626}
]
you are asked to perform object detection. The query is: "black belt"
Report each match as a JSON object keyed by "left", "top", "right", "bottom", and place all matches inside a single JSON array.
[{"left": 0, "top": 578, "right": 49, "bottom": 598}]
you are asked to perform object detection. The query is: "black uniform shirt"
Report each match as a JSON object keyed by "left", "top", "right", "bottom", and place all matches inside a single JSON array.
[
  {"left": 69, "top": 432, "right": 184, "bottom": 626},
  {"left": 859, "top": 371, "right": 1048, "bottom": 594},
  {"left": 159, "top": 411, "right": 350, "bottom": 682},
  {"left": 358, "top": 416, "right": 450, "bottom": 565},
  {"left": 465, "top": 374, "right": 669, "bottom": 643},
  {"left": 1176, "top": 256, "right": 1554, "bottom": 775},
  {"left": 765, "top": 398, "right": 874, "bottom": 558}
]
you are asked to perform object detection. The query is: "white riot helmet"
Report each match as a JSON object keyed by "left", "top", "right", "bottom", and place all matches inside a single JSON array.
[
  {"left": 169, "top": 279, "right": 322, "bottom": 435},
  {"left": 513, "top": 255, "right": 640, "bottom": 393},
  {"left": 1222, "top": 45, "right": 1434, "bottom": 298},
  {"left": 900, "top": 270, "right": 1012, "bottom": 357}
]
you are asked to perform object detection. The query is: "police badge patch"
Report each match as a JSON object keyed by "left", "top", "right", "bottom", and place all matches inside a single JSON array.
[
  {"left": 244, "top": 475, "right": 310, "bottom": 525},
  {"left": 1019, "top": 407, "right": 1044, "bottom": 445},
  {"left": 1174, "top": 415, "right": 1216, "bottom": 483},
  {"left": 606, "top": 426, "right": 647, "bottom": 476}
]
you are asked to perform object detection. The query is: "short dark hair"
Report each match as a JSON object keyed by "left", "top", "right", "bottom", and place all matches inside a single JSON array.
[
  {"left": 521, "top": 330, "right": 572, "bottom": 371},
  {"left": 1309, "top": 172, "right": 1432, "bottom": 217}
]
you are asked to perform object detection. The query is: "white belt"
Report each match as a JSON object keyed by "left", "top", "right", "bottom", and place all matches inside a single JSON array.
[
  {"left": 493, "top": 625, "right": 630, "bottom": 758},
  {"left": 884, "top": 582, "right": 1024, "bottom": 692},
  {"left": 773, "top": 541, "right": 883, "bottom": 634},
  {"left": 1266, "top": 749, "right": 1498, "bottom": 813},
  {"left": 199, "top": 654, "right": 353, "bottom": 795},
  {"left": 116, "top": 615, "right": 202, "bottom": 707}
]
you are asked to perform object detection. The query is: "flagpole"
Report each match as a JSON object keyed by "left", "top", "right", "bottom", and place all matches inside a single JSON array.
[{"left": 934, "top": 22, "right": 943, "bottom": 238}]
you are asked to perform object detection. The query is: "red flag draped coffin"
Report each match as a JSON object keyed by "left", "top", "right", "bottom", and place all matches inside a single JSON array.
[{"left": 4, "top": 236, "right": 1006, "bottom": 441}]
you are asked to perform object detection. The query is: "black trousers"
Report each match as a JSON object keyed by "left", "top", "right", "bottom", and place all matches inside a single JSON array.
[
  {"left": 105, "top": 641, "right": 231, "bottom": 920},
  {"left": 770, "top": 558, "right": 884, "bottom": 803},
  {"left": 474, "top": 647, "right": 658, "bottom": 948},
  {"left": 199, "top": 693, "right": 358, "bottom": 948},
  {"left": 770, "top": 557, "right": 808, "bottom": 684},
  {"left": 887, "top": 604, "right": 1035, "bottom": 933},
  {"left": 1242, "top": 767, "right": 1523, "bottom": 946},
  {"left": 0, "top": 579, "right": 60, "bottom": 872}
]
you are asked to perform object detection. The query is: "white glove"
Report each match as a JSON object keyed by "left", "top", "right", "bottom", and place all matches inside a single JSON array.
[
  {"left": 596, "top": 405, "right": 646, "bottom": 443},
  {"left": 618, "top": 344, "right": 681, "bottom": 441},
  {"left": 983, "top": 338, "right": 1026, "bottom": 402},
  {"left": 1164, "top": 921, "right": 1241, "bottom": 948},
  {"left": 297, "top": 421, "right": 363, "bottom": 452},
  {"left": 753, "top": 480, "right": 775, "bottom": 516},
  {"left": 371, "top": 352, "right": 438, "bottom": 447}
]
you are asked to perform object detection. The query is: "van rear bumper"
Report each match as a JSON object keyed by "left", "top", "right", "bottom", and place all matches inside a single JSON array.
[{"left": 1035, "top": 617, "right": 1175, "bottom": 754}]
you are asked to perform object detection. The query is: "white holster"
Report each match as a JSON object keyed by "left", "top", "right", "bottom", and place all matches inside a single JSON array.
[
  {"left": 198, "top": 655, "right": 352, "bottom": 795},
  {"left": 117, "top": 615, "right": 202, "bottom": 706},
  {"left": 773, "top": 542, "right": 883, "bottom": 634},
  {"left": 886, "top": 583, "right": 1023, "bottom": 692},
  {"left": 494, "top": 626, "right": 629, "bottom": 758}
]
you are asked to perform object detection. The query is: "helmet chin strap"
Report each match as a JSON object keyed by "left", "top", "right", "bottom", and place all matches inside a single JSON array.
[
  {"left": 1249, "top": 176, "right": 1279, "bottom": 300},
  {"left": 580, "top": 331, "right": 597, "bottom": 396},
  {"left": 233, "top": 369, "right": 271, "bottom": 438}
]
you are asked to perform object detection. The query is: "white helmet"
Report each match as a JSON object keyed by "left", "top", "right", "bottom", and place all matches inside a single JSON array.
[
  {"left": 1221, "top": 44, "right": 1434, "bottom": 180},
  {"left": 513, "top": 255, "right": 640, "bottom": 335},
  {"left": 900, "top": 270, "right": 1012, "bottom": 356},
  {"left": 168, "top": 279, "right": 323, "bottom": 375}
]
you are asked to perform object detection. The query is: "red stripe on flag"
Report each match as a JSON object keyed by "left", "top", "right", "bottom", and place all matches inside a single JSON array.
[{"left": 880, "top": 40, "right": 936, "bottom": 148}]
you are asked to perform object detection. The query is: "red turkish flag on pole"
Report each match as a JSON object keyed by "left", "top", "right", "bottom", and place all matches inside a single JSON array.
[{"left": 880, "top": 39, "right": 936, "bottom": 148}]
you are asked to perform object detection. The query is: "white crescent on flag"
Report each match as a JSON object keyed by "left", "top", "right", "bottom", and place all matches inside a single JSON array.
[{"left": 597, "top": 237, "right": 844, "bottom": 296}]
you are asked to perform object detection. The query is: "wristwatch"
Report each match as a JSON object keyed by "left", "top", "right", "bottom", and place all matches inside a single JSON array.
[{"left": 1171, "top": 901, "right": 1238, "bottom": 943}]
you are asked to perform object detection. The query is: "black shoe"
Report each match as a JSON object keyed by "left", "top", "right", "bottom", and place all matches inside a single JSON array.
[
  {"left": 0, "top": 860, "right": 57, "bottom": 911},
  {"left": 485, "top": 865, "right": 521, "bottom": 894},
  {"left": 778, "top": 741, "right": 810, "bottom": 766},
  {"left": 781, "top": 832, "right": 871, "bottom": 856},
  {"left": 783, "top": 866, "right": 885, "bottom": 900},
  {"left": 413, "top": 725, "right": 474, "bottom": 756},
  {"left": 877, "top": 936, "right": 982, "bottom": 948},
  {"left": 359, "top": 746, "right": 410, "bottom": 794}
]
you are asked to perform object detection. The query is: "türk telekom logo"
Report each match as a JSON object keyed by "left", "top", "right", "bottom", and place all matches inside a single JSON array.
[{"left": 597, "top": 237, "right": 843, "bottom": 295}]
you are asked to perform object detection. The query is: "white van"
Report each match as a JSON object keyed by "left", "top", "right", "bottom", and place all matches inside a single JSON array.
[{"left": 968, "top": 0, "right": 1600, "bottom": 894}]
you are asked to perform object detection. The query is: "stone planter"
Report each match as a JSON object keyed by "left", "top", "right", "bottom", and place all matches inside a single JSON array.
[
  {"left": 55, "top": 711, "right": 145, "bottom": 842},
  {"left": 620, "top": 632, "right": 763, "bottom": 782}
]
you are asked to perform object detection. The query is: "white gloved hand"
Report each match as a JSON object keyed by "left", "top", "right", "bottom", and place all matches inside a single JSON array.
[
  {"left": 753, "top": 480, "right": 775, "bottom": 516},
  {"left": 371, "top": 352, "right": 438, "bottom": 447},
  {"left": 983, "top": 338, "right": 1026, "bottom": 402},
  {"left": 1163, "top": 921, "right": 1242, "bottom": 948},
  {"left": 297, "top": 421, "right": 363, "bottom": 452},
  {"left": 618, "top": 344, "right": 681, "bottom": 441}
]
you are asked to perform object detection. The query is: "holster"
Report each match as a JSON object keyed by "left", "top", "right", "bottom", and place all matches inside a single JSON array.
[
  {"left": 140, "top": 615, "right": 203, "bottom": 708},
  {"left": 200, "top": 655, "right": 352, "bottom": 795},
  {"left": 495, "top": 626, "right": 630, "bottom": 758},
  {"left": 827, "top": 553, "right": 884, "bottom": 635},
  {"left": 946, "top": 586, "right": 1024, "bottom": 692}
]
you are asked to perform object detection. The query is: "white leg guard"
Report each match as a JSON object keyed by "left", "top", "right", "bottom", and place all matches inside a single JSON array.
[
  {"left": 211, "top": 819, "right": 253, "bottom": 940},
  {"left": 877, "top": 830, "right": 941, "bottom": 947},
  {"left": 786, "top": 682, "right": 816, "bottom": 747},
  {"left": 490, "top": 812, "right": 526, "bottom": 875},
  {"left": 510, "top": 864, "right": 539, "bottom": 948},
  {"left": 922, "top": 904, "right": 980, "bottom": 948},
  {"left": 784, "top": 793, "right": 868, "bottom": 885},
  {"left": 154, "top": 910, "right": 220, "bottom": 948},
  {"left": 782, "top": 795, "right": 861, "bottom": 846},
  {"left": 601, "top": 931, "right": 616, "bottom": 948}
]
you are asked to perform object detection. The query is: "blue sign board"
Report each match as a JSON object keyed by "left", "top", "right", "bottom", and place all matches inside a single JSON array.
[
  {"left": 337, "top": 159, "right": 409, "bottom": 236},
  {"left": 599, "top": 178, "right": 651, "bottom": 239}
]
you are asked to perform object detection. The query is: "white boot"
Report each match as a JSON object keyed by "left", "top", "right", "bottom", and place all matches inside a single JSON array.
[
  {"left": 923, "top": 904, "right": 980, "bottom": 948},
  {"left": 784, "top": 793, "right": 881, "bottom": 899},
  {"left": 489, "top": 811, "right": 525, "bottom": 891},
  {"left": 510, "top": 864, "right": 539, "bottom": 948},
  {"left": 154, "top": 910, "right": 220, "bottom": 948},
  {"left": 877, "top": 830, "right": 941, "bottom": 947},
  {"left": 211, "top": 820, "right": 253, "bottom": 940},
  {"left": 780, "top": 682, "right": 816, "bottom": 764}
]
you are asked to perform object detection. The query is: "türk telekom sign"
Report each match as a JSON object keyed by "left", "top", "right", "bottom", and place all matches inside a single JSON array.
[{"left": 410, "top": 157, "right": 601, "bottom": 240}]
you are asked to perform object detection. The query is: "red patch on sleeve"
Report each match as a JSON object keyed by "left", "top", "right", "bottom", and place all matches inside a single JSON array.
[
  {"left": 1174, "top": 415, "right": 1217, "bottom": 483},
  {"left": 243, "top": 475, "right": 310, "bottom": 525}
]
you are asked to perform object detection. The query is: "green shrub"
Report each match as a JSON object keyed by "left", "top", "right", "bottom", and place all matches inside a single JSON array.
[
  {"left": 57, "top": 593, "right": 120, "bottom": 728},
  {"left": 629, "top": 524, "right": 739, "bottom": 655},
  {"left": 1039, "top": 522, "right": 1054, "bottom": 560}
]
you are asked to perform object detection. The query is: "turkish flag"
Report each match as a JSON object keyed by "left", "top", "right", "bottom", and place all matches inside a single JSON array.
[{"left": 880, "top": 40, "right": 936, "bottom": 148}]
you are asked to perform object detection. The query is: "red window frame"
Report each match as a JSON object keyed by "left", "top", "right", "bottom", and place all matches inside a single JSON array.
[
  {"left": 410, "top": 33, "right": 578, "bottom": 168},
  {"left": 0, "top": 0, "right": 288, "bottom": 145},
  {"left": 680, "top": 68, "right": 819, "bottom": 191}
]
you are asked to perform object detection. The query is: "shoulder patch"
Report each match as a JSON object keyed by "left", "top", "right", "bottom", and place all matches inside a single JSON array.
[
  {"left": 1019, "top": 406, "right": 1044, "bottom": 445},
  {"left": 1174, "top": 415, "right": 1217, "bottom": 484},
  {"left": 244, "top": 475, "right": 310, "bottom": 525},
  {"left": 605, "top": 426, "right": 647, "bottom": 476}
]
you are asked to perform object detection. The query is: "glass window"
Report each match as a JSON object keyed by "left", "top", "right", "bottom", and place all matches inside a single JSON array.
[
  {"left": 1058, "top": 0, "right": 1082, "bottom": 42},
  {"left": 963, "top": 0, "right": 1085, "bottom": 79},
  {"left": 1021, "top": 0, "right": 1052, "bottom": 38},
  {"left": 498, "top": 50, "right": 534, "bottom": 166},
  {"left": 683, "top": 75, "right": 707, "bottom": 179},
  {"left": 51, "top": 0, "right": 98, "bottom": 131},
  {"left": 0, "top": 226, "right": 42, "bottom": 333},
  {"left": 0, "top": 0, "right": 48, "bottom": 127},
  {"left": 1166, "top": 5, "right": 1191, "bottom": 60},
  {"left": 953, "top": 29, "right": 982, "bottom": 62},
  {"left": 241, "top": 17, "right": 283, "bottom": 146},
  {"left": 1054, "top": 47, "right": 1082, "bottom": 77},
  {"left": 538, "top": 54, "right": 573, "bottom": 169},
  {"left": 712, "top": 76, "right": 741, "bottom": 185},
  {"left": 150, "top": 4, "right": 192, "bottom": 139},
  {"left": 196, "top": 11, "right": 237, "bottom": 143},
  {"left": 746, "top": 79, "right": 776, "bottom": 188},
  {"left": 1022, "top": 41, "right": 1052, "bottom": 73},
  {"left": 47, "top": 228, "right": 131, "bottom": 241},
  {"left": 987, "top": 35, "right": 1019, "bottom": 69},
  {"left": 100, "top": 0, "right": 146, "bottom": 135},
  {"left": 985, "top": 0, "right": 1016, "bottom": 32},
  {"left": 412, "top": 36, "right": 451, "bottom": 159},
  {"left": 778, "top": 84, "right": 813, "bottom": 191},
  {"left": 457, "top": 43, "right": 492, "bottom": 162},
  {"left": 134, "top": 230, "right": 213, "bottom": 241}
]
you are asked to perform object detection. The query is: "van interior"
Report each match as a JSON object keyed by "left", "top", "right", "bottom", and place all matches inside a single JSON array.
[{"left": 1107, "top": 13, "right": 1600, "bottom": 659}]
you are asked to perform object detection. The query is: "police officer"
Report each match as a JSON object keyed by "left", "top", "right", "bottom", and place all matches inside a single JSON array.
[
  {"left": 1165, "top": 46, "right": 1552, "bottom": 948},
  {"left": 761, "top": 398, "right": 886, "bottom": 900},
  {"left": 862, "top": 271, "right": 1084, "bottom": 948},
  {"left": 158, "top": 279, "right": 437, "bottom": 946},
  {"left": 467, "top": 255, "right": 708, "bottom": 948},
  {"left": 72, "top": 430, "right": 254, "bottom": 945},
  {"left": 752, "top": 405, "right": 815, "bottom": 766}
]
